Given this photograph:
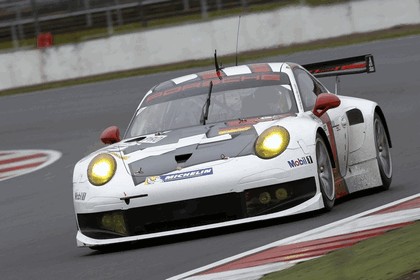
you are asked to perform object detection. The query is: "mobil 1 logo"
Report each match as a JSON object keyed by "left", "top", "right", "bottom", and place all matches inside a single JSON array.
[{"left": 288, "top": 156, "right": 313, "bottom": 168}]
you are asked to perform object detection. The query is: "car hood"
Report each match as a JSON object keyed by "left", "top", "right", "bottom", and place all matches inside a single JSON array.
[{"left": 112, "top": 120, "right": 271, "bottom": 185}]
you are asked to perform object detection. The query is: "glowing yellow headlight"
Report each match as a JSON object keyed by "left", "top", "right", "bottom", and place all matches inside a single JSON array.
[
  {"left": 255, "top": 126, "right": 290, "bottom": 159},
  {"left": 87, "top": 153, "right": 117, "bottom": 186}
]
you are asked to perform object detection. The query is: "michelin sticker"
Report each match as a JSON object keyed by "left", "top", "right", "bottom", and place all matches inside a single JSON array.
[{"left": 145, "top": 168, "right": 213, "bottom": 185}]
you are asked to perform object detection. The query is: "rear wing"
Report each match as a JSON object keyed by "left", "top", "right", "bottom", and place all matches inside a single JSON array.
[{"left": 303, "top": 54, "right": 375, "bottom": 78}]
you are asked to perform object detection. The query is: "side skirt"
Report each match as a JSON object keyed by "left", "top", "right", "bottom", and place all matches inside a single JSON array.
[{"left": 344, "top": 158, "right": 382, "bottom": 193}]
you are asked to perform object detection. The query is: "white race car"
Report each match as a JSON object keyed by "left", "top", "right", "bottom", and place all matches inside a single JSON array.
[{"left": 73, "top": 54, "right": 392, "bottom": 249}]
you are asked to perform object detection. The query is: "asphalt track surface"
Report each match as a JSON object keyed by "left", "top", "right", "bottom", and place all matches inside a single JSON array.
[{"left": 1, "top": 36, "right": 419, "bottom": 280}]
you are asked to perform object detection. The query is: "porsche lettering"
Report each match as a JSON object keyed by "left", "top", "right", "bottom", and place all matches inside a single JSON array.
[{"left": 146, "top": 74, "right": 281, "bottom": 103}]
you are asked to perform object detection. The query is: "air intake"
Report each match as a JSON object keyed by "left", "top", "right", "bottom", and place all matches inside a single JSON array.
[{"left": 175, "top": 153, "right": 192, "bottom": 163}]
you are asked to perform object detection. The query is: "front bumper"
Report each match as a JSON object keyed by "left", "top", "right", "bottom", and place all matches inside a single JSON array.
[
  {"left": 74, "top": 142, "right": 322, "bottom": 247},
  {"left": 76, "top": 176, "right": 319, "bottom": 246}
]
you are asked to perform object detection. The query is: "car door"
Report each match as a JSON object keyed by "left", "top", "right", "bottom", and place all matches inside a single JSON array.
[
  {"left": 294, "top": 67, "right": 349, "bottom": 177},
  {"left": 324, "top": 105, "right": 349, "bottom": 177}
]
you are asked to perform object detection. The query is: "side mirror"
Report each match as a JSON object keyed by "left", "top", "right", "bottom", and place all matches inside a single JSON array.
[
  {"left": 100, "top": 126, "right": 121, "bottom": 144},
  {"left": 312, "top": 93, "right": 341, "bottom": 117}
]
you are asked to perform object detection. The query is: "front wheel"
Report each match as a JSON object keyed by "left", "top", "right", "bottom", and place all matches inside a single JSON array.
[
  {"left": 316, "top": 134, "right": 335, "bottom": 211},
  {"left": 374, "top": 113, "right": 392, "bottom": 190}
]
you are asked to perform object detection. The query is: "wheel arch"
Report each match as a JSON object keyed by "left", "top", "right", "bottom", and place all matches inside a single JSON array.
[
  {"left": 374, "top": 106, "right": 392, "bottom": 148},
  {"left": 316, "top": 127, "right": 336, "bottom": 168}
]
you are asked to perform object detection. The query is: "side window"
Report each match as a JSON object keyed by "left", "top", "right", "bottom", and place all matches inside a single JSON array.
[
  {"left": 294, "top": 68, "right": 326, "bottom": 111},
  {"left": 313, "top": 78, "right": 328, "bottom": 96}
]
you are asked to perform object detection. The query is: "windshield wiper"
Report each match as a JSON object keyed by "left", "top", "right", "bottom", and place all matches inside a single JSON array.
[{"left": 200, "top": 80, "right": 213, "bottom": 125}]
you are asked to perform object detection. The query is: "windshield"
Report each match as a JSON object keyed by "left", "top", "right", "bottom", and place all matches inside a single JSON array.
[{"left": 126, "top": 73, "right": 297, "bottom": 138}]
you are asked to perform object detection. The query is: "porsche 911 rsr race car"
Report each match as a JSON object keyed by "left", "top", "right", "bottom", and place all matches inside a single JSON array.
[{"left": 73, "top": 54, "right": 392, "bottom": 249}]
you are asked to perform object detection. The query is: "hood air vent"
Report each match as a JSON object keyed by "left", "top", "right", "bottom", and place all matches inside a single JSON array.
[{"left": 175, "top": 153, "right": 192, "bottom": 163}]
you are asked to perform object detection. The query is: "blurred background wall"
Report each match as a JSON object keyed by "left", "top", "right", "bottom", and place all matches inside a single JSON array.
[{"left": 0, "top": 0, "right": 419, "bottom": 90}]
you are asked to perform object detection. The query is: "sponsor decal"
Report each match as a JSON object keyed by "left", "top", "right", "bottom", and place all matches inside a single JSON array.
[
  {"left": 332, "top": 121, "right": 341, "bottom": 132},
  {"left": 218, "top": 126, "right": 251, "bottom": 135},
  {"left": 138, "top": 135, "right": 166, "bottom": 144},
  {"left": 146, "top": 74, "right": 282, "bottom": 103},
  {"left": 309, "top": 113, "right": 321, "bottom": 122},
  {"left": 309, "top": 62, "right": 367, "bottom": 75},
  {"left": 144, "top": 168, "right": 213, "bottom": 185},
  {"left": 368, "top": 56, "right": 375, "bottom": 72},
  {"left": 288, "top": 156, "right": 313, "bottom": 168},
  {"left": 144, "top": 176, "right": 163, "bottom": 185},
  {"left": 322, "top": 123, "right": 329, "bottom": 136},
  {"left": 74, "top": 192, "right": 87, "bottom": 201},
  {"left": 249, "top": 64, "right": 272, "bottom": 73}
]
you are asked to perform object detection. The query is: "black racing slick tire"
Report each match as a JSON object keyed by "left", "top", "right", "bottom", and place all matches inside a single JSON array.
[
  {"left": 316, "top": 134, "right": 335, "bottom": 211},
  {"left": 373, "top": 113, "right": 392, "bottom": 190}
]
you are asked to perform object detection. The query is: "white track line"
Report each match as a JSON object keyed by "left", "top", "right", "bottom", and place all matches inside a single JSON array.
[
  {"left": 0, "top": 150, "right": 62, "bottom": 182},
  {"left": 168, "top": 193, "right": 420, "bottom": 280},
  {"left": 0, "top": 157, "right": 48, "bottom": 170}
]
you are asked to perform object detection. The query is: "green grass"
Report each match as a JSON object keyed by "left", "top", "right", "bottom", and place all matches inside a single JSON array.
[
  {"left": 2, "top": 23, "right": 420, "bottom": 97},
  {"left": 263, "top": 222, "right": 420, "bottom": 280}
]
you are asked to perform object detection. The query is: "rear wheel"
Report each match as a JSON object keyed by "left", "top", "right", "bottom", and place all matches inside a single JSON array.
[
  {"left": 374, "top": 113, "right": 392, "bottom": 190},
  {"left": 316, "top": 134, "right": 335, "bottom": 211}
]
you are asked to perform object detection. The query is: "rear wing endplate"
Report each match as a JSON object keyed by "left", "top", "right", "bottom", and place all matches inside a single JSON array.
[{"left": 303, "top": 54, "right": 375, "bottom": 78}]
